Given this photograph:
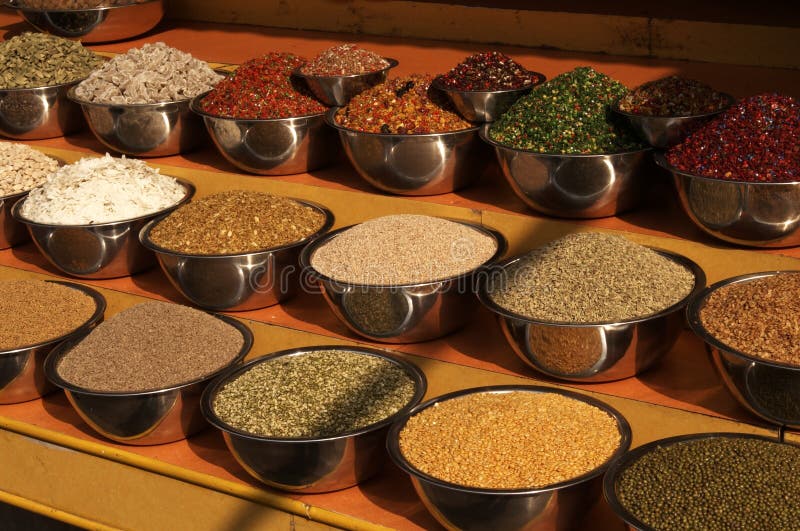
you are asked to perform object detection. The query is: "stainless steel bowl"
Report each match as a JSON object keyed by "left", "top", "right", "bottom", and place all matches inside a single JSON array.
[
  {"left": 11, "top": 178, "right": 194, "bottom": 279},
  {"left": 0, "top": 281, "right": 105, "bottom": 404},
  {"left": 0, "top": 79, "right": 85, "bottom": 139},
  {"left": 300, "top": 221, "right": 506, "bottom": 343},
  {"left": 201, "top": 345, "right": 427, "bottom": 493},
  {"left": 292, "top": 58, "right": 398, "bottom": 106},
  {"left": 326, "top": 108, "right": 487, "bottom": 195},
  {"left": 0, "top": 191, "right": 30, "bottom": 249},
  {"left": 139, "top": 200, "right": 334, "bottom": 311},
  {"left": 477, "top": 249, "right": 705, "bottom": 382},
  {"left": 5, "top": 0, "right": 164, "bottom": 43},
  {"left": 431, "top": 73, "right": 545, "bottom": 123},
  {"left": 388, "top": 385, "right": 632, "bottom": 531},
  {"left": 655, "top": 153, "right": 800, "bottom": 247},
  {"left": 44, "top": 313, "right": 252, "bottom": 445}
]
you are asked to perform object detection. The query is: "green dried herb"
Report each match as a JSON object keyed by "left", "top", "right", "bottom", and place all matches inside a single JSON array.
[{"left": 0, "top": 32, "right": 103, "bottom": 89}]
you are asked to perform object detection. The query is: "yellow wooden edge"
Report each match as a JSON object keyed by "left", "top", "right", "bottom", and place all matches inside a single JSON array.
[{"left": 0, "top": 488, "right": 121, "bottom": 531}]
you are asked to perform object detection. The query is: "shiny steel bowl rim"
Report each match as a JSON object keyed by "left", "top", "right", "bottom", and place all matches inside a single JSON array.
[
  {"left": 387, "top": 384, "right": 632, "bottom": 496},
  {"left": 324, "top": 107, "right": 480, "bottom": 138},
  {"left": 430, "top": 71, "right": 546, "bottom": 96},
  {"left": 654, "top": 151, "right": 800, "bottom": 186},
  {"left": 292, "top": 57, "right": 399, "bottom": 82},
  {"left": 201, "top": 344, "right": 428, "bottom": 443},
  {"left": 43, "top": 312, "right": 253, "bottom": 397},
  {"left": 189, "top": 89, "right": 329, "bottom": 122},
  {"left": 610, "top": 92, "right": 735, "bottom": 121},
  {"left": 4, "top": 0, "right": 160, "bottom": 13}
]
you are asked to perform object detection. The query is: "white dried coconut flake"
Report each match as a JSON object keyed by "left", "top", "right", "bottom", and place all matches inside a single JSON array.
[
  {"left": 0, "top": 142, "right": 59, "bottom": 197},
  {"left": 20, "top": 154, "right": 187, "bottom": 224}
]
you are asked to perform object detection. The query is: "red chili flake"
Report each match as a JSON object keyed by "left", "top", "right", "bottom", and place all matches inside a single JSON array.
[
  {"left": 300, "top": 44, "right": 389, "bottom": 76},
  {"left": 618, "top": 75, "right": 730, "bottom": 116},
  {"left": 437, "top": 51, "right": 543, "bottom": 91}
]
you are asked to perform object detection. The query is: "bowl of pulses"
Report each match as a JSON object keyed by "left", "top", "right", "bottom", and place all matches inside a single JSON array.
[
  {"left": 603, "top": 433, "right": 800, "bottom": 531},
  {"left": 657, "top": 93, "right": 800, "bottom": 248},
  {"left": 300, "top": 214, "right": 505, "bottom": 343},
  {"left": 191, "top": 52, "right": 336, "bottom": 176},
  {"left": 482, "top": 67, "right": 652, "bottom": 219},
  {"left": 326, "top": 74, "right": 487, "bottom": 196},
  {"left": 478, "top": 232, "right": 704, "bottom": 382},
  {"left": 0, "top": 279, "right": 105, "bottom": 404},
  {"left": 68, "top": 42, "right": 224, "bottom": 157},
  {"left": 44, "top": 301, "right": 252, "bottom": 445},
  {"left": 387, "top": 385, "right": 631, "bottom": 531},
  {"left": 140, "top": 190, "right": 334, "bottom": 311},
  {"left": 12, "top": 154, "right": 194, "bottom": 279},
  {"left": 201, "top": 346, "right": 426, "bottom": 493}
]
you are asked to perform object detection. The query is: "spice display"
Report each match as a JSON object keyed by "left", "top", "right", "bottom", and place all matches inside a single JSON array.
[
  {"left": 666, "top": 93, "right": 800, "bottom": 182},
  {"left": 616, "top": 436, "right": 800, "bottom": 530},
  {"left": 212, "top": 349, "right": 417, "bottom": 438},
  {"left": 73, "top": 42, "right": 223, "bottom": 104},
  {"left": 399, "top": 391, "right": 621, "bottom": 489},
  {"left": 198, "top": 52, "right": 326, "bottom": 119},
  {"left": 618, "top": 76, "right": 730, "bottom": 116},
  {"left": 0, "top": 33, "right": 103, "bottom": 89},
  {"left": 300, "top": 44, "right": 389, "bottom": 76},
  {"left": 0, "top": 280, "right": 97, "bottom": 350},
  {"left": 147, "top": 190, "right": 326, "bottom": 255},
  {"left": 437, "top": 51, "right": 542, "bottom": 91},
  {"left": 56, "top": 301, "right": 244, "bottom": 392},
  {"left": 310, "top": 214, "right": 497, "bottom": 285},
  {"left": 0, "top": 143, "right": 59, "bottom": 197},
  {"left": 19, "top": 154, "right": 186, "bottom": 225},
  {"left": 489, "top": 66, "right": 644, "bottom": 153},
  {"left": 334, "top": 75, "right": 471, "bottom": 133},
  {"left": 489, "top": 233, "right": 694, "bottom": 323}
]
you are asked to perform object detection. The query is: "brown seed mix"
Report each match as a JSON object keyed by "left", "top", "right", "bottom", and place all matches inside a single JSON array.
[{"left": 300, "top": 44, "right": 389, "bottom": 76}]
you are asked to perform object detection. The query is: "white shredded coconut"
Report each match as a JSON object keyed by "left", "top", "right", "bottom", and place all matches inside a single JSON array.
[{"left": 0, "top": 142, "right": 59, "bottom": 197}]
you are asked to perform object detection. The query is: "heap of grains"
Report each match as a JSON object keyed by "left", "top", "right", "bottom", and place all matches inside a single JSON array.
[
  {"left": 335, "top": 75, "right": 471, "bottom": 134},
  {"left": 300, "top": 44, "right": 389, "bottom": 76},
  {"left": 0, "top": 143, "right": 59, "bottom": 197},
  {"left": 618, "top": 75, "right": 730, "bottom": 116},
  {"left": 19, "top": 154, "right": 186, "bottom": 225},
  {"left": 148, "top": 190, "right": 326, "bottom": 255},
  {"left": 616, "top": 436, "right": 800, "bottom": 530},
  {"left": 488, "top": 233, "right": 695, "bottom": 323},
  {"left": 437, "top": 51, "right": 543, "bottom": 91},
  {"left": 399, "top": 391, "right": 621, "bottom": 489},
  {"left": 310, "top": 214, "right": 497, "bottom": 285},
  {"left": 0, "top": 33, "right": 103, "bottom": 89},
  {"left": 73, "top": 42, "right": 223, "bottom": 104},
  {"left": 212, "top": 349, "right": 417, "bottom": 438},
  {"left": 0, "top": 280, "right": 97, "bottom": 350},
  {"left": 666, "top": 93, "right": 800, "bottom": 182},
  {"left": 56, "top": 301, "right": 244, "bottom": 392},
  {"left": 489, "top": 66, "right": 644, "bottom": 153}
]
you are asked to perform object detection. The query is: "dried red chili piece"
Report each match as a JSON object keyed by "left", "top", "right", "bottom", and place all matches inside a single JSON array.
[{"left": 438, "top": 51, "right": 542, "bottom": 91}]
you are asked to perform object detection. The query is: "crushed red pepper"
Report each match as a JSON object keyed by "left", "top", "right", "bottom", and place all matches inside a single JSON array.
[
  {"left": 437, "top": 51, "right": 543, "bottom": 91},
  {"left": 618, "top": 75, "right": 730, "bottom": 117}
]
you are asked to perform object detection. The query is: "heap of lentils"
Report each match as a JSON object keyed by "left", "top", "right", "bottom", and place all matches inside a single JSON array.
[
  {"left": 148, "top": 190, "right": 326, "bottom": 255},
  {"left": 617, "top": 75, "right": 730, "bottom": 116},
  {"left": 666, "top": 93, "right": 800, "bottom": 182},
  {"left": 334, "top": 74, "right": 471, "bottom": 134},
  {"left": 0, "top": 280, "right": 97, "bottom": 350},
  {"left": 489, "top": 66, "right": 645, "bottom": 153},
  {"left": 489, "top": 232, "right": 695, "bottom": 323},
  {"left": 310, "top": 214, "right": 497, "bottom": 285},
  {"left": 300, "top": 44, "right": 389, "bottom": 76},
  {"left": 437, "top": 51, "right": 543, "bottom": 91},
  {"left": 199, "top": 52, "right": 326, "bottom": 119},
  {"left": 56, "top": 301, "right": 244, "bottom": 392},
  {"left": 0, "top": 33, "right": 103, "bottom": 89},
  {"left": 212, "top": 349, "right": 417, "bottom": 438},
  {"left": 399, "top": 391, "right": 621, "bottom": 489},
  {"left": 616, "top": 436, "right": 800, "bottom": 530},
  {"left": 0, "top": 143, "right": 59, "bottom": 197}
]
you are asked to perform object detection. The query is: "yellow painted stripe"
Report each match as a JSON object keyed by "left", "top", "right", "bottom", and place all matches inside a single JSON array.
[{"left": 0, "top": 488, "right": 121, "bottom": 531}]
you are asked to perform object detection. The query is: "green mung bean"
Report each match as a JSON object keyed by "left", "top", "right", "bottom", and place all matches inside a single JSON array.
[{"left": 0, "top": 33, "right": 103, "bottom": 89}]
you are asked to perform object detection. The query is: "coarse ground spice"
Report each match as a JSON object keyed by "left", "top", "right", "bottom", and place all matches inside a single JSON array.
[
  {"left": 666, "top": 93, "right": 800, "bottom": 183},
  {"left": 0, "top": 33, "right": 103, "bottom": 89},
  {"left": 147, "top": 190, "right": 326, "bottom": 255},
  {"left": 489, "top": 233, "right": 695, "bottom": 323},
  {"left": 310, "top": 214, "right": 498, "bottom": 285},
  {"left": 437, "top": 51, "right": 543, "bottom": 91},
  {"left": 0, "top": 280, "right": 97, "bottom": 350},
  {"left": 0, "top": 143, "right": 59, "bottom": 197},
  {"left": 399, "top": 391, "right": 621, "bottom": 489},
  {"left": 616, "top": 436, "right": 800, "bottom": 530},
  {"left": 212, "top": 349, "right": 417, "bottom": 438},
  {"left": 334, "top": 75, "right": 471, "bottom": 134},
  {"left": 617, "top": 76, "right": 730, "bottom": 116},
  {"left": 489, "top": 66, "right": 645, "bottom": 154},
  {"left": 300, "top": 44, "right": 389, "bottom": 76},
  {"left": 56, "top": 301, "right": 244, "bottom": 392}
]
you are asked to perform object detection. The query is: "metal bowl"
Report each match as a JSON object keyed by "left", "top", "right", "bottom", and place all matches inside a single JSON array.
[
  {"left": 430, "top": 73, "right": 545, "bottom": 123},
  {"left": 0, "top": 79, "right": 85, "bottom": 140},
  {"left": 0, "top": 191, "right": 30, "bottom": 249},
  {"left": 326, "top": 108, "right": 487, "bottom": 195},
  {"left": 655, "top": 153, "right": 800, "bottom": 247},
  {"left": 11, "top": 178, "right": 194, "bottom": 279},
  {"left": 0, "top": 281, "right": 105, "bottom": 404},
  {"left": 201, "top": 345, "right": 427, "bottom": 493},
  {"left": 292, "top": 58, "right": 398, "bottom": 107},
  {"left": 387, "top": 385, "right": 632, "bottom": 531},
  {"left": 481, "top": 125, "right": 653, "bottom": 218},
  {"left": 299, "top": 221, "right": 506, "bottom": 343},
  {"left": 44, "top": 313, "right": 252, "bottom": 445},
  {"left": 477, "top": 249, "right": 705, "bottom": 382},
  {"left": 139, "top": 200, "right": 334, "bottom": 311},
  {"left": 5, "top": 0, "right": 164, "bottom": 43}
]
